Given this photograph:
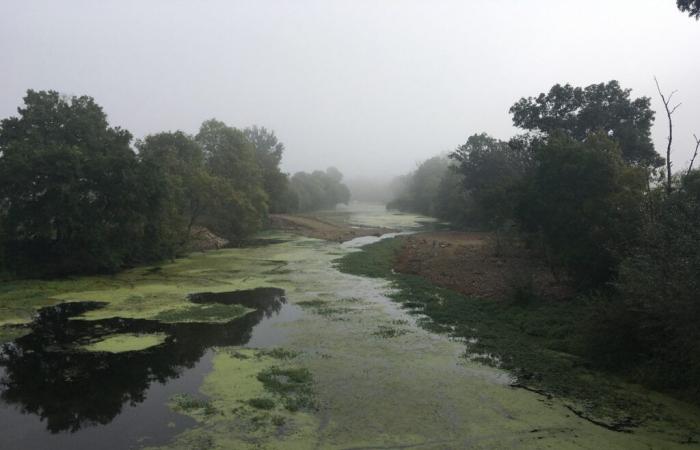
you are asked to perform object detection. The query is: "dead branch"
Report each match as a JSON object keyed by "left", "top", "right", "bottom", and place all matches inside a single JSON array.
[
  {"left": 654, "top": 77, "right": 682, "bottom": 192},
  {"left": 688, "top": 134, "right": 700, "bottom": 176}
]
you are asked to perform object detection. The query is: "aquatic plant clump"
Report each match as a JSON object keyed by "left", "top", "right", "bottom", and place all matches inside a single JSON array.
[
  {"left": 256, "top": 366, "right": 315, "bottom": 412},
  {"left": 170, "top": 394, "right": 218, "bottom": 417},
  {"left": 80, "top": 332, "right": 169, "bottom": 353},
  {"left": 154, "top": 303, "right": 254, "bottom": 324}
]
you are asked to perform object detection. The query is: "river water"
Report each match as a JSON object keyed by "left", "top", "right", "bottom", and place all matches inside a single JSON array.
[{"left": 0, "top": 203, "right": 698, "bottom": 449}]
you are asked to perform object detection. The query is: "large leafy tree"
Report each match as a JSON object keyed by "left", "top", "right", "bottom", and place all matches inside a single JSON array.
[
  {"left": 0, "top": 90, "right": 154, "bottom": 274},
  {"left": 387, "top": 156, "right": 450, "bottom": 216},
  {"left": 518, "top": 132, "right": 647, "bottom": 288},
  {"left": 678, "top": 0, "right": 700, "bottom": 19},
  {"left": 137, "top": 131, "right": 216, "bottom": 251},
  {"left": 510, "top": 81, "right": 662, "bottom": 167},
  {"left": 195, "top": 120, "right": 267, "bottom": 237},
  {"left": 289, "top": 168, "right": 350, "bottom": 212},
  {"left": 450, "top": 133, "right": 533, "bottom": 226},
  {"left": 244, "top": 126, "right": 290, "bottom": 213}
]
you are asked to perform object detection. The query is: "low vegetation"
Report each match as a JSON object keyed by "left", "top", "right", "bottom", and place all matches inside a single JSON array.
[{"left": 386, "top": 80, "right": 700, "bottom": 404}]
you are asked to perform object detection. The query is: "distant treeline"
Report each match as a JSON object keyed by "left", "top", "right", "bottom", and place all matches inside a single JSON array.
[
  {"left": 0, "top": 90, "right": 350, "bottom": 276},
  {"left": 389, "top": 80, "right": 700, "bottom": 399}
]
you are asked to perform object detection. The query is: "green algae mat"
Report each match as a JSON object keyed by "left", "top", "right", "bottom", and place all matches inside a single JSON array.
[{"left": 0, "top": 205, "right": 699, "bottom": 449}]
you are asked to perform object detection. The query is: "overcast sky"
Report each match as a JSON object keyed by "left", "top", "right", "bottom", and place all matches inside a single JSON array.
[{"left": 1, "top": 0, "right": 699, "bottom": 180}]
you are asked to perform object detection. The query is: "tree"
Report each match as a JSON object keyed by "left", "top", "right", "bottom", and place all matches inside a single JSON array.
[
  {"left": 597, "top": 171, "right": 700, "bottom": 392},
  {"left": 0, "top": 90, "right": 155, "bottom": 274},
  {"left": 518, "top": 132, "right": 647, "bottom": 288},
  {"left": 510, "top": 81, "right": 662, "bottom": 167},
  {"left": 677, "top": 0, "right": 700, "bottom": 19},
  {"left": 450, "top": 133, "right": 533, "bottom": 226},
  {"left": 244, "top": 126, "right": 291, "bottom": 213},
  {"left": 137, "top": 131, "right": 215, "bottom": 251},
  {"left": 386, "top": 156, "right": 450, "bottom": 216},
  {"left": 196, "top": 120, "right": 267, "bottom": 237},
  {"left": 288, "top": 168, "right": 351, "bottom": 212}
]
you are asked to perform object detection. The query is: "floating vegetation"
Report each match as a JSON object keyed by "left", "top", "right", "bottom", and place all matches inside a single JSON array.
[
  {"left": 257, "top": 366, "right": 315, "bottom": 411},
  {"left": 372, "top": 325, "right": 409, "bottom": 339},
  {"left": 170, "top": 394, "right": 218, "bottom": 417},
  {"left": 247, "top": 397, "right": 276, "bottom": 410},
  {"left": 296, "top": 298, "right": 353, "bottom": 318},
  {"left": 80, "top": 332, "right": 168, "bottom": 353},
  {"left": 256, "top": 348, "right": 299, "bottom": 360},
  {"left": 296, "top": 299, "right": 327, "bottom": 308},
  {"left": 154, "top": 303, "right": 253, "bottom": 324}
]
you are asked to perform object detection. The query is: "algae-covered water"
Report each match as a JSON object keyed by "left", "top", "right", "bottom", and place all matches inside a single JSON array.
[{"left": 0, "top": 203, "right": 698, "bottom": 449}]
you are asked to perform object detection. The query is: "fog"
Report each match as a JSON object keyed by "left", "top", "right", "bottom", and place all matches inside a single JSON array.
[{"left": 2, "top": 0, "right": 699, "bottom": 181}]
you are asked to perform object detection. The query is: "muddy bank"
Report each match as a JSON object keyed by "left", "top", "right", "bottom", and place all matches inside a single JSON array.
[
  {"left": 268, "top": 213, "right": 393, "bottom": 242},
  {"left": 394, "top": 231, "right": 571, "bottom": 300}
]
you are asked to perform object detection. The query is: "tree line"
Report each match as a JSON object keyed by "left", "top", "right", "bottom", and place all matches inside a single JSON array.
[
  {"left": 0, "top": 90, "right": 350, "bottom": 276},
  {"left": 388, "top": 80, "right": 700, "bottom": 399}
]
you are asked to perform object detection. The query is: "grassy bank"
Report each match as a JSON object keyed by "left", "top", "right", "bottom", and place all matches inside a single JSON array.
[{"left": 336, "top": 237, "right": 698, "bottom": 433}]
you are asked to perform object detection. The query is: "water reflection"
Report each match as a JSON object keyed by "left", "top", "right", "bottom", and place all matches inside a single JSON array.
[{"left": 0, "top": 287, "right": 287, "bottom": 435}]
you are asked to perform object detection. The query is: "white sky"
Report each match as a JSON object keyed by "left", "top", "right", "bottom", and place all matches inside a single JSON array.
[{"left": 1, "top": 0, "right": 699, "bottom": 179}]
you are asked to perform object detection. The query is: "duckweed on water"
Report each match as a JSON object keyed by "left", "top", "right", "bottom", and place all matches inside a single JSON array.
[
  {"left": 80, "top": 332, "right": 168, "bottom": 353},
  {"left": 153, "top": 303, "right": 253, "bottom": 324},
  {"left": 372, "top": 325, "right": 409, "bottom": 338},
  {"left": 247, "top": 397, "right": 276, "bottom": 410},
  {"left": 170, "top": 394, "right": 218, "bottom": 417},
  {"left": 256, "top": 347, "right": 299, "bottom": 359},
  {"left": 337, "top": 236, "right": 700, "bottom": 439}
]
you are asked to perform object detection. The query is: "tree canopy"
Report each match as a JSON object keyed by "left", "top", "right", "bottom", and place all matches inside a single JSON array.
[
  {"left": 0, "top": 91, "right": 155, "bottom": 274},
  {"left": 510, "top": 81, "right": 661, "bottom": 167},
  {"left": 677, "top": 0, "right": 700, "bottom": 18},
  {"left": 0, "top": 90, "right": 346, "bottom": 275},
  {"left": 289, "top": 168, "right": 351, "bottom": 212}
]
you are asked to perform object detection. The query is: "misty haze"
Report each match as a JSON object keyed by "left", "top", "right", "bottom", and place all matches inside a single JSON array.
[{"left": 1, "top": 1, "right": 700, "bottom": 449}]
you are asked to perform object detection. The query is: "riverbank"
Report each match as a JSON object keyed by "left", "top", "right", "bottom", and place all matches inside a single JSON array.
[
  {"left": 337, "top": 236, "right": 700, "bottom": 441},
  {"left": 268, "top": 212, "right": 393, "bottom": 242},
  {"left": 394, "top": 231, "right": 571, "bottom": 300}
]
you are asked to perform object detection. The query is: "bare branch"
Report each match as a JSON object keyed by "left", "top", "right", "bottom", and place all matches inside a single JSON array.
[
  {"left": 688, "top": 134, "right": 700, "bottom": 176},
  {"left": 654, "top": 76, "right": 680, "bottom": 193}
]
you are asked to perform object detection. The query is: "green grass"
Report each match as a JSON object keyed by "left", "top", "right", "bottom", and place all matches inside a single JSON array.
[{"left": 336, "top": 238, "right": 664, "bottom": 428}]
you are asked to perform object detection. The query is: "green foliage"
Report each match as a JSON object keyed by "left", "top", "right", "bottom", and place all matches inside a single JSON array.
[
  {"left": 510, "top": 81, "right": 661, "bottom": 167},
  {"left": 288, "top": 167, "right": 351, "bottom": 212},
  {"left": 137, "top": 131, "right": 213, "bottom": 256},
  {"left": 0, "top": 90, "right": 304, "bottom": 276},
  {"left": 244, "top": 126, "right": 291, "bottom": 213},
  {"left": 677, "top": 0, "right": 700, "bottom": 18},
  {"left": 0, "top": 90, "right": 157, "bottom": 275},
  {"left": 196, "top": 120, "right": 268, "bottom": 238},
  {"left": 588, "top": 174, "right": 700, "bottom": 397},
  {"left": 518, "top": 132, "right": 646, "bottom": 288},
  {"left": 387, "top": 156, "right": 450, "bottom": 216},
  {"left": 450, "top": 133, "right": 533, "bottom": 227}
]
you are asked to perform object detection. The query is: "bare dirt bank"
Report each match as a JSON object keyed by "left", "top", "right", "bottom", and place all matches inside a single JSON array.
[
  {"left": 394, "top": 231, "right": 570, "bottom": 300},
  {"left": 268, "top": 213, "right": 393, "bottom": 242}
]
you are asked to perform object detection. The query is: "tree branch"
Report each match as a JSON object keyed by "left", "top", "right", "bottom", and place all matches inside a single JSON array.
[
  {"left": 688, "top": 134, "right": 700, "bottom": 176},
  {"left": 654, "top": 77, "right": 680, "bottom": 193}
]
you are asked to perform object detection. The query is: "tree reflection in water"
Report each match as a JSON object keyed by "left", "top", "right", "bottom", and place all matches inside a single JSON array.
[{"left": 0, "top": 287, "right": 286, "bottom": 433}]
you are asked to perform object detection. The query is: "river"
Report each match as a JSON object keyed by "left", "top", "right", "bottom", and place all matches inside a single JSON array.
[{"left": 0, "top": 203, "right": 697, "bottom": 449}]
